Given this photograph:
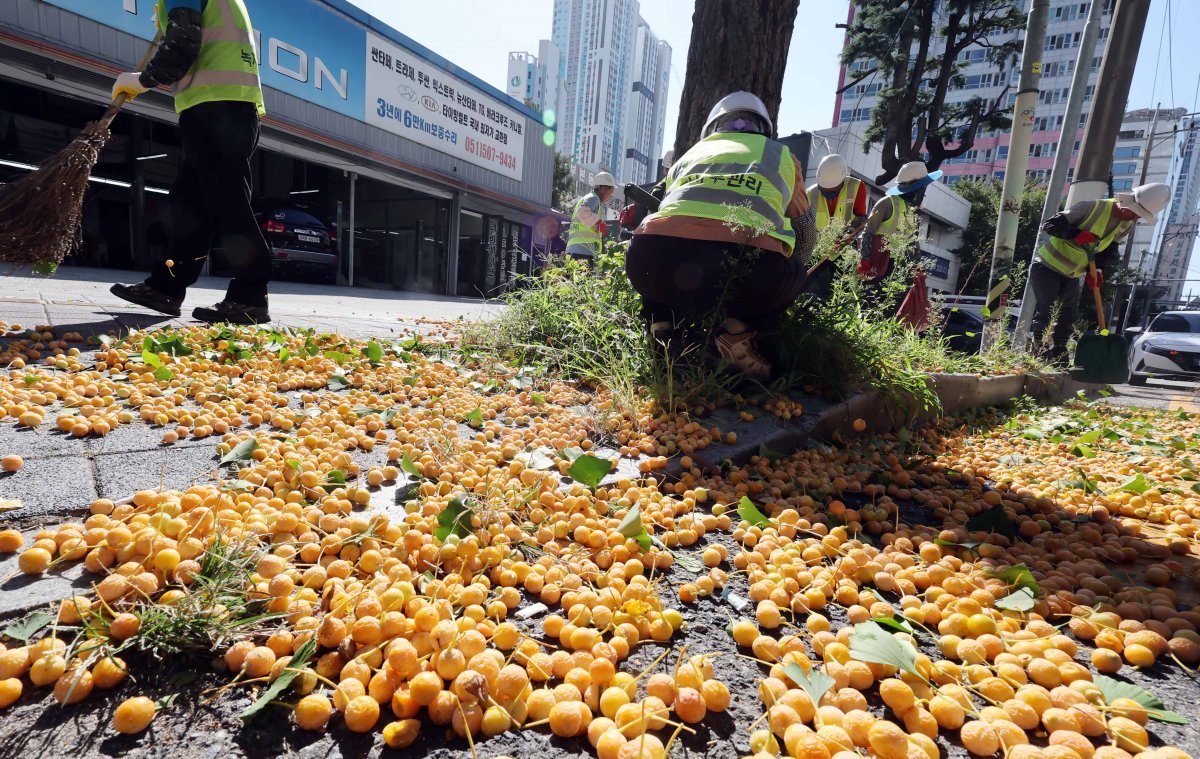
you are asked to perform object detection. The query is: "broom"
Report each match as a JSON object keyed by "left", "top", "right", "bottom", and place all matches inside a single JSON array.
[{"left": 0, "top": 33, "right": 161, "bottom": 273}]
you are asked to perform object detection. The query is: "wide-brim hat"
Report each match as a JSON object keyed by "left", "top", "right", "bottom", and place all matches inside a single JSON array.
[
  {"left": 887, "top": 161, "right": 943, "bottom": 196},
  {"left": 1114, "top": 191, "right": 1158, "bottom": 223}
]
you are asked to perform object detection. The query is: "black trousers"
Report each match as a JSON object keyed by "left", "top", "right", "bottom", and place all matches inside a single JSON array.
[
  {"left": 145, "top": 101, "right": 271, "bottom": 306},
  {"left": 625, "top": 234, "right": 806, "bottom": 332},
  {"left": 1028, "top": 260, "right": 1080, "bottom": 352}
]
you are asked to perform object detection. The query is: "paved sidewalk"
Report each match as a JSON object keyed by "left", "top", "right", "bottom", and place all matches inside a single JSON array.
[
  {"left": 1101, "top": 379, "right": 1198, "bottom": 413},
  {"left": 0, "top": 263, "right": 498, "bottom": 339}
]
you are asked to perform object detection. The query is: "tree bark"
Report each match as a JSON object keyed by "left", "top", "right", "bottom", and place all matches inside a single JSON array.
[{"left": 673, "top": 0, "right": 801, "bottom": 159}]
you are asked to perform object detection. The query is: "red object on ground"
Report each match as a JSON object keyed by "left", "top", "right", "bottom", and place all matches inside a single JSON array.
[{"left": 895, "top": 271, "right": 932, "bottom": 330}]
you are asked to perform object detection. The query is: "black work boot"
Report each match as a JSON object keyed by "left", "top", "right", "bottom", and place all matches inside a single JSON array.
[
  {"left": 192, "top": 300, "right": 271, "bottom": 325},
  {"left": 110, "top": 282, "right": 182, "bottom": 317}
]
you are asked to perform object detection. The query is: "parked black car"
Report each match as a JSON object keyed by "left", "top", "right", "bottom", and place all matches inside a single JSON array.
[{"left": 256, "top": 206, "right": 339, "bottom": 284}]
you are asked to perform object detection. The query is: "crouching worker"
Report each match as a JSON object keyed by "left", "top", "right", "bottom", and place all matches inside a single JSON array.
[{"left": 626, "top": 92, "right": 810, "bottom": 381}]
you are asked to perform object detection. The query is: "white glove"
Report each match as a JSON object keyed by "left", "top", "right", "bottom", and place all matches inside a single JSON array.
[{"left": 112, "top": 72, "right": 150, "bottom": 101}]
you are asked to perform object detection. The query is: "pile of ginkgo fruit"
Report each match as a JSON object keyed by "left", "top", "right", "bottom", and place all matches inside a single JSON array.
[{"left": 0, "top": 324, "right": 1197, "bottom": 759}]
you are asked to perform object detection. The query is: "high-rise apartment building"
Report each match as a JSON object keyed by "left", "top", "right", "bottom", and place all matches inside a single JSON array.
[
  {"left": 622, "top": 18, "right": 672, "bottom": 184},
  {"left": 551, "top": 0, "right": 670, "bottom": 183},
  {"left": 506, "top": 41, "right": 562, "bottom": 116},
  {"left": 1111, "top": 107, "right": 1186, "bottom": 273},
  {"left": 1154, "top": 116, "right": 1200, "bottom": 301},
  {"left": 831, "top": 1, "right": 1114, "bottom": 186}
]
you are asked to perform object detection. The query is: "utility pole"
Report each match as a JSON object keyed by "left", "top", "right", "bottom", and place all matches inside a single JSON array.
[
  {"left": 1119, "top": 102, "right": 1160, "bottom": 269},
  {"left": 1015, "top": 0, "right": 1103, "bottom": 344},
  {"left": 1015, "top": 0, "right": 1152, "bottom": 344},
  {"left": 982, "top": 0, "right": 1049, "bottom": 351}
]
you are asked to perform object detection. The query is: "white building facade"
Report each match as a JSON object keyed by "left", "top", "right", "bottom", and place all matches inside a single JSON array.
[
  {"left": 1111, "top": 107, "right": 1185, "bottom": 274},
  {"left": 506, "top": 40, "right": 562, "bottom": 117},
  {"left": 551, "top": 0, "right": 669, "bottom": 184},
  {"left": 621, "top": 18, "right": 672, "bottom": 185}
]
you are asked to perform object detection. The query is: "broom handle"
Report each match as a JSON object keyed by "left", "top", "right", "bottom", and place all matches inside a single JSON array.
[
  {"left": 99, "top": 32, "right": 164, "bottom": 130},
  {"left": 1088, "top": 260, "right": 1106, "bottom": 326}
]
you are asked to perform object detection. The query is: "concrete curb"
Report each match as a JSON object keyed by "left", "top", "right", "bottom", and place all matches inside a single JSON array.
[{"left": 809, "top": 371, "right": 1104, "bottom": 441}]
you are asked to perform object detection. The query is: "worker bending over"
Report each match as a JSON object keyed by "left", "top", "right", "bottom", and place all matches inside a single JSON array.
[
  {"left": 627, "top": 92, "right": 811, "bottom": 381},
  {"left": 859, "top": 161, "right": 941, "bottom": 279},
  {"left": 1030, "top": 183, "right": 1170, "bottom": 361},
  {"left": 565, "top": 173, "right": 616, "bottom": 261},
  {"left": 805, "top": 153, "right": 867, "bottom": 295},
  {"left": 109, "top": 0, "right": 273, "bottom": 325}
]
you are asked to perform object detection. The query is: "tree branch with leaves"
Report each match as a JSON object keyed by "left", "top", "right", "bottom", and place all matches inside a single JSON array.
[{"left": 843, "top": 0, "right": 1024, "bottom": 184}]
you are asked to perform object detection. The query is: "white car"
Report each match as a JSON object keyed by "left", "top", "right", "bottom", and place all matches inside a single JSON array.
[{"left": 1127, "top": 311, "right": 1200, "bottom": 386}]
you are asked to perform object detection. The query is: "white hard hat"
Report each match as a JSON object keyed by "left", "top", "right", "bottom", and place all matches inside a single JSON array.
[
  {"left": 702, "top": 91, "right": 773, "bottom": 138},
  {"left": 592, "top": 171, "right": 616, "bottom": 189},
  {"left": 817, "top": 154, "right": 849, "bottom": 190},
  {"left": 1116, "top": 182, "right": 1171, "bottom": 222},
  {"left": 886, "top": 160, "right": 943, "bottom": 196}
]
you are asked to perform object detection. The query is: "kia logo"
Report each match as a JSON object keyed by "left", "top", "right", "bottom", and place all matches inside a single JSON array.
[
  {"left": 420, "top": 95, "right": 438, "bottom": 112},
  {"left": 397, "top": 85, "right": 416, "bottom": 102}
]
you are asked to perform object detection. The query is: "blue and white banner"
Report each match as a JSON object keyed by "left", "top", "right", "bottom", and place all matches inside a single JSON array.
[
  {"left": 43, "top": 0, "right": 366, "bottom": 120},
  {"left": 40, "top": 0, "right": 524, "bottom": 178}
]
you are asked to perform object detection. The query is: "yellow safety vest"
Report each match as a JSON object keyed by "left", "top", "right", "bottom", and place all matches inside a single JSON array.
[
  {"left": 813, "top": 178, "right": 863, "bottom": 230},
  {"left": 875, "top": 196, "right": 908, "bottom": 237},
  {"left": 157, "top": 0, "right": 265, "bottom": 116},
  {"left": 648, "top": 132, "right": 797, "bottom": 254},
  {"left": 1037, "top": 199, "right": 1134, "bottom": 278},
  {"left": 566, "top": 193, "right": 603, "bottom": 258}
]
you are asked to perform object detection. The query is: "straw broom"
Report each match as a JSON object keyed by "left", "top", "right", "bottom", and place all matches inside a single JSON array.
[{"left": 0, "top": 33, "right": 161, "bottom": 273}]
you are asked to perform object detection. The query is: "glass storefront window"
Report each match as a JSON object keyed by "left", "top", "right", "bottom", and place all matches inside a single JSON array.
[{"left": 352, "top": 178, "right": 449, "bottom": 294}]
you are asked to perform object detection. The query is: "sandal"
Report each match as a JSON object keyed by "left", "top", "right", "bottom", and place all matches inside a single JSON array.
[{"left": 715, "top": 330, "right": 771, "bottom": 381}]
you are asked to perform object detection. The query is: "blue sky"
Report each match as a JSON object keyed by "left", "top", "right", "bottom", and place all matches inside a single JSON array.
[{"left": 349, "top": 0, "right": 1200, "bottom": 291}]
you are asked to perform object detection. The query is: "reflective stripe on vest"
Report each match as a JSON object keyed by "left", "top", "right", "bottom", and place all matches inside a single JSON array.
[
  {"left": 814, "top": 177, "right": 862, "bottom": 230},
  {"left": 158, "top": 0, "right": 265, "bottom": 116},
  {"left": 566, "top": 193, "right": 603, "bottom": 257},
  {"left": 1037, "top": 199, "right": 1133, "bottom": 278},
  {"left": 649, "top": 132, "right": 797, "bottom": 254}
]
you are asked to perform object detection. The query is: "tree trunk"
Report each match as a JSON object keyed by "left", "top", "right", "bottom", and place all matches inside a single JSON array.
[{"left": 673, "top": 0, "right": 801, "bottom": 159}]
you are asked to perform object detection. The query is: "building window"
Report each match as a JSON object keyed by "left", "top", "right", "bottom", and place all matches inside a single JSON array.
[
  {"left": 1112, "top": 178, "right": 1134, "bottom": 190},
  {"left": 1111, "top": 161, "right": 1138, "bottom": 174},
  {"left": 1113, "top": 146, "right": 1141, "bottom": 159}
]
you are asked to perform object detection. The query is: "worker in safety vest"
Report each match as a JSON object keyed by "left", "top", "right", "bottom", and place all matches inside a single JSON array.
[
  {"left": 628, "top": 92, "right": 812, "bottom": 381},
  {"left": 1030, "top": 183, "right": 1170, "bottom": 360},
  {"left": 858, "top": 161, "right": 942, "bottom": 279},
  {"left": 565, "top": 173, "right": 616, "bottom": 260},
  {"left": 805, "top": 154, "right": 867, "bottom": 295},
  {"left": 109, "top": 0, "right": 273, "bottom": 325}
]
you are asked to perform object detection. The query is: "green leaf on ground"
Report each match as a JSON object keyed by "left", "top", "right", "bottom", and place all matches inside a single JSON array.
[
  {"left": 1110, "top": 472, "right": 1150, "bottom": 494},
  {"left": 327, "top": 373, "right": 350, "bottom": 390},
  {"left": 4, "top": 611, "right": 54, "bottom": 643},
  {"left": 1071, "top": 443, "right": 1096, "bottom": 458},
  {"left": 286, "top": 460, "right": 301, "bottom": 472},
  {"left": 1093, "top": 675, "right": 1189, "bottom": 725},
  {"left": 279, "top": 347, "right": 291, "bottom": 363},
  {"left": 403, "top": 376, "right": 419, "bottom": 386},
  {"left": 463, "top": 406, "right": 484, "bottom": 427},
  {"left": 997, "top": 454, "right": 1029, "bottom": 466},
  {"left": 1076, "top": 429, "right": 1103, "bottom": 445},
  {"left": 400, "top": 453, "right": 425, "bottom": 481},
  {"left": 568, "top": 454, "right": 612, "bottom": 490},
  {"left": 153, "top": 366, "right": 175, "bottom": 382},
  {"left": 364, "top": 342, "right": 383, "bottom": 365},
  {"left": 560, "top": 447, "right": 586, "bottom": 462},
  {"left": 934, "top": 538, "right": 983, "bottom": 550},
  {"left": 32, "top": 261, "right": 58, "bottom": 275},
  {"left": 617, "top": 505, "right": 652, "bottom": 551},
  {"left": 782, "top": 663, "right": 835, "bottom": 706},
  {"left": 531, "top": 392, "right": 547, "bottom": 405},
  {"left": 987, "top": 563, "right": 1039, "bottom": 593},
  {"left": 965, "top": 506, "right": 1015, "bottom": 539},
  {"left": 873, "top": 616, "right": 914, "bottom": 635},
  {"left": 240, "top": 634, "right": 318, "bottom": 720},
  {"left": 323, "top": 350, "right": 350, "bottom": 364},
  {"left": 995, "top": 587, "right": 1036, "bottom": 612},
  {"left": 848, "top": 621, "right": 922, "bottom": 680},
  {"left": 738, "top": 496, "right": 771, "bottom": 528},
  {"left": 1077, "top": 468, "right": 1100, "bottom": 494},
  {"left": 219, "top": 438, "right": 260, "bottom": 466},
  {"left": 434, "top": 496, "right": 475, "bottom": 542}
]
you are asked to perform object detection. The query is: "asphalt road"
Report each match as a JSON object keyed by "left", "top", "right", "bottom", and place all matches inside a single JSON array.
[{"left": 1103, "top": 377, "right": 1199, "bottom": 412}]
